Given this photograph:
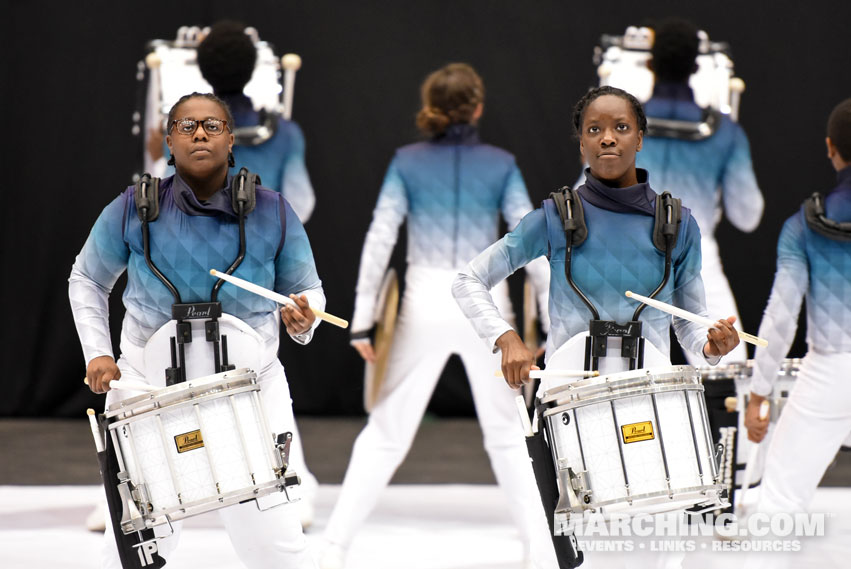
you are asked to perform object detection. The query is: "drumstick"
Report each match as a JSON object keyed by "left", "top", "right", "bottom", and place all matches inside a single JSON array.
[
  {"left": 83, "top": 377, "right": 158, "bottom": 393},
  {"left": 495, "top": 369, "right": 599, "bottom": 379},
  {"left": 738, "top": 400, "right": 770, "bottom": 512},
  {"left": 515, "top": 396, "right": 534, "bottom": 437},
  {"left": 625, "top": 290, "right": 768, "bottom": 347},
  {"left": 281, "top": 53, "right": 302, "bottom": 120},
  {"left": 209, "top": 269, "right": 349, "bottom": 329},
  {"left": 86, "top": 409, "right": 105, "bottom": 453}
]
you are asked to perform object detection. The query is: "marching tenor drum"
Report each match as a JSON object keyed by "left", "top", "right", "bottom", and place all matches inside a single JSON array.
[
  {"left": 104, "top": 368, "right": 299, "bottom": 534},
  {"left": 539, "top": 364, "right": 726, "bottom": 525}
]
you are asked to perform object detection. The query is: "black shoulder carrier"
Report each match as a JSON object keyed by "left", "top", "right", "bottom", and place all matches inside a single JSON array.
[
  {"left": 548, "top": 186, "right": 682, "bottom": 371},
  {"left": 645, "top": 108, "right": 722, "bottom": 142},
  {"left": 134, "top": 168, "right": 261, "bottom": 384},
  {"left": 804, "top": 192, "right": 851, "bottom": 242}
]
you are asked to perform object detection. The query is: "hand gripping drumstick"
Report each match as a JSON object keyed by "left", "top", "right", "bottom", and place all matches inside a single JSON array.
[
  {"left": 209, "top": 269, "right": 349, "bottom": 329},
  {"left": 625, "top": 290, "right": 768, "bottom": 347},
  {"left": 83, "top": 377, "right": 158, "bottom": 393},
  {"left": 281, "top": 53, "right": 302, "bottom": 120},
  {"left": 738, "top": 399, "right": 770, "bottom": 512},
  {"left": 495, "top": 369, "right": 599, "bottom": 379}
]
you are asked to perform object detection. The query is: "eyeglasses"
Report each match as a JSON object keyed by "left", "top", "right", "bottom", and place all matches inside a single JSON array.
[{"left": 169, "top": 118, "right": 229, "bottom": 136}]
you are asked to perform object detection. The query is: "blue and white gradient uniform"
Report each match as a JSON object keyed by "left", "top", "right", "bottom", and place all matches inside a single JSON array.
[
  {"left": 325, "top": 124, "right": 557, "bottom": 569},
  {"left": 638, "top": 82, "right": 763, "bottom": 363},
  {"left": 454, "top": 169, "right": 719, "bottom": 378},
  {"left": 224, "top": 94, "right": 316, "bottom": 222},
  {"left": 68, "top": 174, "right": 323, "bottom": 569},
  {"left": 750, "top": 166, "right": 851, "bottom": 514}
]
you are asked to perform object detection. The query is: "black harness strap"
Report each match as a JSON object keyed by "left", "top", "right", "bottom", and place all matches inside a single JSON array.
[
  {"left": 804, "top": 192, "right": 851, "bottom": 242},
  {"left": 645, "top": 108, "right": 722, "bottom": 141}
]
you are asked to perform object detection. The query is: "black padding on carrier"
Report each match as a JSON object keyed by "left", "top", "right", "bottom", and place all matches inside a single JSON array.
[
  {"left": 134, "top": 174, "right": 160, "bottom": 222},
  {"left": 550, "top": 187, "right": 588, "bottom": 246},
  {"left": 804, "top": 193, "right": 851, "bottom": 242},
  {"left": 652, "top": 191, "right": 682, "bottom": 252},
  {"left": 230, "top": 167, "right": 259, "bottom": 216}
]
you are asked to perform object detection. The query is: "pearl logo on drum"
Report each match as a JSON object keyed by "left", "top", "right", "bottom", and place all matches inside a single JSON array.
[
  {"left": 174, "top": 429, "right": 205, "bottom": 453},
  {"left": 621, "top": 421, "right": 655, "bottom": 444}
]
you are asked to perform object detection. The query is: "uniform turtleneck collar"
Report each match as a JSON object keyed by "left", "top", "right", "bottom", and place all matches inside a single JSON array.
[
  {"left": 651, "top": 81, "right": 695, "bottom": 102},
  {"left": 172, "top": 174, "right": 238, "bottom": 218},
  {"left": 432, "top": 123, "right": 480, "bottom": 145},
  {"left": 578, "top": 168, "right": 657, "bottom": 216}
]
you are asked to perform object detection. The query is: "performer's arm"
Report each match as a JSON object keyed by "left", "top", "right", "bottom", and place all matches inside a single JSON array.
[
  {"left": 350, "top": 157, "right": 408, "bottom": 338},
  {"left": 670, "top": 217, "right": 726, "bottom": 363},
  {"left": 499, "top": 164, "right": 551, "bottom": 333},
  {"left": 750, "top": 215, "right": 808, "bottom": 397},
  {"left": 721, "top": 125, "right": 763, "bottom": 232},
  {"left": 275, "top": 198, "right": 325, "bottom": 344},
  {"left": 68, "top": 194, "right": 131, "bottom": 366},
  {"left": 280, "top": 122, "right": 316, "bottom": 223},
  {"left": 453, "top": 209, "right": 548, "bottom": 351}
]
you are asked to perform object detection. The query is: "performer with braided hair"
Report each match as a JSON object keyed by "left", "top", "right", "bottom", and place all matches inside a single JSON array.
[{"left": 319, "top": 63, "right": 555, "bottom": 569}]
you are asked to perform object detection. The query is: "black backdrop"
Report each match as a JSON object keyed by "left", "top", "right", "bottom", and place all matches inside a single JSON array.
[{"left": 3, "top": 0, "right": 850, "bottom": 417}]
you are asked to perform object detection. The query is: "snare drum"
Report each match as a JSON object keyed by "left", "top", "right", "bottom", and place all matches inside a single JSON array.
[
  {"left": 105, "top": 368, "right": 298, "bottom": 533},
  {"left": 540, "top": 365, "right": 726, "bottom": 522}
]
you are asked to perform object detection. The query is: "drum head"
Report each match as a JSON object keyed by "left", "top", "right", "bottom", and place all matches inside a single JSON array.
[{"left": 364, "top": 269, "right": 399, "bottom": 412}]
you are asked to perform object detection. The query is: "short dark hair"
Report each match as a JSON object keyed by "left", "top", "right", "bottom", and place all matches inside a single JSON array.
[
  {"left": 573, "top": 86, "right": 647, "bottom": 136},
  {"left": 167, "top": 92, "right": 235, "bottom": 133},
  {"left": 828, "top": 98, "right": 851, "bottom": 162},
  {"left": 651, "top": 18, "right": 699, "bottom": 83},
  {"left": 197, "top": 20, "right": 257, "bottom": 95}
]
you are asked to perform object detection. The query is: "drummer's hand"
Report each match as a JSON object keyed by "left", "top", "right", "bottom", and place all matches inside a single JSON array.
[
  {"left": 352, "top": 340, "right": 376, "bottom": 363},
  {"left": 703, "top": 316, "right": 739, "bottom": 357},
  {"left": 280, "top": 294, "right": 316, "bottom": 336},
  {"left": 496, "top": 330, "right": 538, "bottom": 390},
  {"left": 147, "top": 128, "right": 164, "bottom": 162},
  {"left": 745, "top": 393, "right": 770, "bottom": 443},
  {"left": 86, "top": 356, "right": 120, "bottom": 394}
]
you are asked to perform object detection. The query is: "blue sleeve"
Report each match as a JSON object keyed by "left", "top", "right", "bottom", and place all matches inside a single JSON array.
[
  {"left": 721, "top": 125, "right": 763, "bottom": 232},
  {"left": 280, "top": 122, "right": 316, "bottom": 223}
]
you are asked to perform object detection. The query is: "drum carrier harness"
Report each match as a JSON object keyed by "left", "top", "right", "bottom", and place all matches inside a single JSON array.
[
  {"left": 550, "top": 186, "right": 682, "bottom": 372},
  {"left": 134, "top": 168, "right": 260, "bottom": 384},
  {"left": 804, "top": 192, "right": 851, "bottom": 242}
]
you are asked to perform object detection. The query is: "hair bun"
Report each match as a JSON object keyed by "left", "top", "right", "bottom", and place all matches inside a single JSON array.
[{"left": 416, "top": 106, "right": 451, "bottom": 136}]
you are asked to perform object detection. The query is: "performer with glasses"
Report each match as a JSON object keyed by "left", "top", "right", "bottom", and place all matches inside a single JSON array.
[
  {"left": 637, "top": 18, "right": 763, "bottom": 365},
  {"left": 744, "top": 98, "right": 851, "bottom": 519},
  {"left": 70, "top": 92, "right": 323, "bottom": 568},
  {"left": 319, "top": 63, "right": 555, "bottom": 569}
]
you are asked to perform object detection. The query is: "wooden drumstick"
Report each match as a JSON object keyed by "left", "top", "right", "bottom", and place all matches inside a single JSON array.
[
  {"left": 281, "top": 53, "right": 302, "bottom": 120},
  {"left": 83, "top": 377, "right": 158, "bottom": 393},
  {"left": 495, "top": 369, "right": 599, "bottom": 379},
  {"left": 515, "top": 396, "right": 534, "bottom": 437},
  {"left": 86, "top": 409, "right": 105, "bottom": 453},
  {"left": 738, "top": 400, "right": 770, "bottom": 512},
  {"left": 209, "top": 269, "right": 349, "bottom": 329},
  {"left": 625, "top": 290, "right": 768, "bottom": 347}
]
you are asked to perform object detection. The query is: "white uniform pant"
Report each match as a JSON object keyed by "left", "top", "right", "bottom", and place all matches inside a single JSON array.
[
  {"left": 324, "top": 267, "right": 557, "bottom": 568},
  {"left": 684, "top": 238, "right": 747, "bottom": 366},
  {"left": 756, "top": 350, "right": 851, "bottom": 513},
  {"left": 101, "top": 355, "right": 316, "bottom": 569}
]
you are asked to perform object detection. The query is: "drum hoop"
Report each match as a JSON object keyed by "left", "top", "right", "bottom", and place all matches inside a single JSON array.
[
  {"left": 129, "top": 479, "right": 291, "bottom": 531},
  {"left": 543, "top": 383, "right": 705, "bottom": 416},
  {"left": 106, "top": 378, "right": 259, "bottom": 424},
  {"left": 560, "top": 484, "right": 726, "bottom": 514},
  {"left": 699, "top": 361, "right": 752, "bottom": 381},
  {"left": 541, "top": 366, "right": 698, "bottom": 401}
]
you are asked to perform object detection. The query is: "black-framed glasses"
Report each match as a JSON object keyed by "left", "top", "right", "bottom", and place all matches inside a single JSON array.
[{"left": 169, "top": 118, "right": 229, "bottom": 136}]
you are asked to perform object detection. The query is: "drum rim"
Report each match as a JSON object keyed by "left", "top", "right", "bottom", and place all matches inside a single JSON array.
[
  {"left": 540, "top": 365, "right": 701, "bottom": 409},
  {"left": 556, "top": 484, "right": 727, "bottom": 515},
  {"left": 124, "top": 478, "right": 293, "bottom": 532},
  {"left": 105, "top": 368, "right": 257, "bottom": 419},
  {"left": 543, "top": 383, "right": 706, "bottom": 416}
]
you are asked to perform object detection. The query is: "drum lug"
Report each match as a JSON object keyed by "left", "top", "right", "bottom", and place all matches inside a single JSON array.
[
  {"left": 556, "top": 461, "right": 591, "bottom": 513},
  {"left": 116, "top": 474, "right": 147, "bottom": 534},
  {"left": 274, "top": 431, "right": 293, "bottom": 472},
  {"left": 130, "top": 483, "right": 153, "bottom": 514}
]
